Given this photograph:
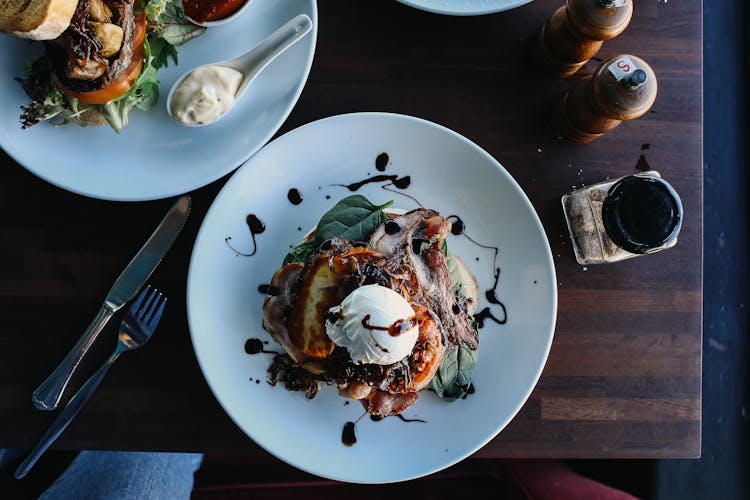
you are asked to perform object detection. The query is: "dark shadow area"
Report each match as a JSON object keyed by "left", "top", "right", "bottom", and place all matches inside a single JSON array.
[{"left": 652, "top": 0, "right": 750, "bottom": 498}]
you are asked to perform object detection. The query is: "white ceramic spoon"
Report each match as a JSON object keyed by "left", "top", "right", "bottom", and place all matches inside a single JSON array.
[{"left": 167, "top": 13, "right": 312, "bottom": 127}]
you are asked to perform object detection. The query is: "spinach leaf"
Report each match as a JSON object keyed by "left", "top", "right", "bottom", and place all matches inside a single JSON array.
[
  {"left": 314, "top": 195, "right": 394, "bottom": 244},
  {"left": 281, "top": 195, "right": 393, "bottom": 266},
  {"left": 432, "top": 343, "right": 478, "bottom": 401},
  {"left": 282, "top": 240, "right": 317, "bottom": 265}
]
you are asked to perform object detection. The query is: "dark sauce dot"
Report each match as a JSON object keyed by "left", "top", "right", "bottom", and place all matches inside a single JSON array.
[
  {"left": 641, "top": 143, "right": 650, "bottom": 151},
  {"left": 344, "top": 401, "right": 350, "bottom": 406},
  {"left": 635, "top": 154, "right": 651, "bottom": 172},
  {"left": 342, "top": 422, "right": 357, "bottom": 446},
  {"left": 245, "top": 338, "right": 264, "bottom": 354},
  {"left": 246, "top": 214, "right": 265, "bottom": 234},
  {"left": 461, "top": 383, "right": 476, "bottom": 400},
  {"left": 447, "top": 215, "right": 465, "bottom": 236},
  {"left": 325, "top": 195, "right": 331, "bottom": 200},
  {"left": 297, "top": 227, "right": 302, "bottom": 231},
  {"left": 255, "top": 379, "right": 260, "bottom": 384},
  {"left": 393, "top": 176, "right": 411, "bottom": 189},
  {"left": 375, "top": 152, "right": 389, "bottom": 172},
  {"left": 384, "top": 220, "right": 401, "bottom": 235},
  {"left": 287, "top": 188, "right": 303, "bottom": 205},
  {"left": 258, "top": 284, "right": 279, "bottom": 295},
  {"left": 475, "top": 257, "right": 480, "bottom": 262},
  {"left": 533, "top": 280, "right": 538, "bottom": 284}
]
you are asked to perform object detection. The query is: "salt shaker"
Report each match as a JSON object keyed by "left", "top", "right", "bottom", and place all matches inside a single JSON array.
[
  {"left": 562, "top": 171, "right": 683, "bottom": 265},
  {"left": 536, "top": 0, "right": 633, "bottom": 77},
  {"left": 552, "top": 54, "right": 657, "bottom": 143}
]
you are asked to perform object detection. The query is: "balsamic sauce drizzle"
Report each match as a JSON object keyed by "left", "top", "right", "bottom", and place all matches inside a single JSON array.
[
  {"left": 382, "top": 183, "right": 424, "bottom": 208},
  {"left": 225, "top": 214, "right": 266, "bottom": 257},
  {"left": 370, "top": 414, "right": 426, "bottom": 423},
  {"left": 335, "top": 174, "right": 411, "bottom": 192},
  {"left": 244, "top": 338, "right": 280, "bottom": 355},
  {"left": 361, "top": 314, "right": 418, "bottom": 337},
  {"left": 446, "top": 215, "right": 507, "bottom": 328}
]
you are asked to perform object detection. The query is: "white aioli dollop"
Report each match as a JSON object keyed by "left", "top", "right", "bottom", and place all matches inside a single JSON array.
[{"left": 171, "top": 66, "right": 243, "bottom": 125}]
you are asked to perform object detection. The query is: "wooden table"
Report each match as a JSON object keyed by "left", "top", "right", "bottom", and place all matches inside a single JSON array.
[{"left": 0, "top": 0, "right": 702, "bottom": 459}]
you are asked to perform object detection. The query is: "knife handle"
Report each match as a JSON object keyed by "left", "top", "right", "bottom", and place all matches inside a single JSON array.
[{"left": 32, "top": 304, "right": 115, "bottom": 411}]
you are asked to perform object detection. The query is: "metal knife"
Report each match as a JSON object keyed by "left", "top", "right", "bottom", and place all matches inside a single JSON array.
[{"left": 32, "top": 195, "right": 191, "bottom": 411}]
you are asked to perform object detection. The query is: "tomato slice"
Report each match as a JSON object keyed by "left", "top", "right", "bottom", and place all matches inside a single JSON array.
[{"left": 58, "top": 13, "right": 148, "bottom": 105}]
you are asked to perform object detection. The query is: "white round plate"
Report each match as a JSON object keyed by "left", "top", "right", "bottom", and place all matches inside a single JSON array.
[
  {"left": 396, "top": 0, "right": 533, "bottom": 16},
  {"left": 0, "top": 0, "right": 317, "bottom": 201},
  {"left": 187, "top": 112, "right": 556, "bottom": 483}
]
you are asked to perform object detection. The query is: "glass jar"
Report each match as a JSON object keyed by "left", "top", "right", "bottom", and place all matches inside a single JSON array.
[{"left": 561, "top": 171, "right": 683, "bottom": 265}]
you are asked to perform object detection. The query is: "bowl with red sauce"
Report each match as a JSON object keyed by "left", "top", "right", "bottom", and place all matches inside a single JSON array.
[{"left": 183, "top": 0, "right": 254, "bottom": 27}]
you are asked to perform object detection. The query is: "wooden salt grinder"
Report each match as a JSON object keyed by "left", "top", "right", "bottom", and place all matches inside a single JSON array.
[
  {"left": 537, "top": 0, "right": 633, "bottom": 77},
  {"left": 552, "top": 54, "right": 657, "bottom": 143}
]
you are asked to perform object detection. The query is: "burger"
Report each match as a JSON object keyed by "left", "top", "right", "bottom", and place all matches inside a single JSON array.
[
  {"left": 0, "top": 0, "right": 204, "bottom": 132},
  {"left": 262, "top": 195, "right": 482, "bottom": 418}
]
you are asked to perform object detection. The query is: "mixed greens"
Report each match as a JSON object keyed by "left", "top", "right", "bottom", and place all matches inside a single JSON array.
[{"left": 16, "top": 0, "right": 205, "bottom": 133}]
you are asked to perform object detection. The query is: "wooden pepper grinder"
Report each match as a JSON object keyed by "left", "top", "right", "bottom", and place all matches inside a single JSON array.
[
  {"left": 537, "top": 0, "right": 633, "bottom": 77},
  {"left": 552, "top": 54, "right": 657, "bottom": 143}
]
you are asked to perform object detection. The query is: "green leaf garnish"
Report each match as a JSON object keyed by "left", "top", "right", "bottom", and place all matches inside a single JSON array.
[
  {"left": 282, "top": 195, "right": 394, "bottom": 265},
  {"left": 431, "top": 343, "right": 478, "bottom": 401}
]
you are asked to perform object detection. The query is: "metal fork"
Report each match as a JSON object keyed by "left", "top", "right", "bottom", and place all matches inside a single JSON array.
[{"left": 15, "top": 286, "right": 167, "bottom": 479}]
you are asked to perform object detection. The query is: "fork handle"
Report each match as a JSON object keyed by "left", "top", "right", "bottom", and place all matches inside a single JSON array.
[
  {"left": 16, "top": 352, "right": 119, "bottom": 479},
  {"left": 32, "top": 304, "right": 115, "bottom": 411}
]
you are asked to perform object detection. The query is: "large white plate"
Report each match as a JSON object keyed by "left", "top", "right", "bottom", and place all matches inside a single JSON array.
[
  {"left": 187, "top": 112, "right": 556, "bottom": 483},
  {"left": 0, "top": 0, "right": 317, "bottom": 201},
  {"left": 397, "top": 0, "right": 533, "bottom": 16}
]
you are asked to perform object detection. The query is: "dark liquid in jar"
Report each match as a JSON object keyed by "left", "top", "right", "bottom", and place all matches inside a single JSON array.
[{"left": 602, "top": 176, "right": 682, "bottom": 254}]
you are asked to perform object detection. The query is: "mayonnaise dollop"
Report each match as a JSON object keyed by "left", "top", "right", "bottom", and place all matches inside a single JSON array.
[
  {"left": 171, "top": 65, "right": 243, "bottom": 125},
  {"left": 325, "top": 285, "right": 419, "bottom": 365}
]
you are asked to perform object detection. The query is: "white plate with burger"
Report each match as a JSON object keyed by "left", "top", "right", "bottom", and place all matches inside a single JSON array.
[
  {"left": 396, "top": 0, "right": 534, "bottom": 16},
  {"left": 0, "top": 0, "right": 317, "bottom": 201},
  {"left": 187, "top": 112, "right": 557, "bottom": 483}
]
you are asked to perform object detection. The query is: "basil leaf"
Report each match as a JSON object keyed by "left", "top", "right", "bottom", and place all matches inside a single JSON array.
[
  {"left": 432, "top": 343, "right": 478, "bottom": 401},
  {"left": 315, "top": 195, "right": 394, "bottom": 243},
  {"left": 282, "top": 240, "right": 317, "bottom": 265}
]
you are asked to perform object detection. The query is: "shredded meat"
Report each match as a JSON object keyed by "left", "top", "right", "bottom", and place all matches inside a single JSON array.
[
  {"left": 47, "top": 0, "right": 136, "bottom": 92},
  {"left": 370, "top": 209, "right": 479, "bottom": 350}
]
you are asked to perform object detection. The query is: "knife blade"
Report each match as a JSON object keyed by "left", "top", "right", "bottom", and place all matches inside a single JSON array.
[{"left": 32, "top": 195, "right": 191, "bottom": 411}]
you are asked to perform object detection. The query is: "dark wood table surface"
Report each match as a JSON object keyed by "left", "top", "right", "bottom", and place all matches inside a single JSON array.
[{"left": 0, "top": 0, "right": 702, "bottom": 459}]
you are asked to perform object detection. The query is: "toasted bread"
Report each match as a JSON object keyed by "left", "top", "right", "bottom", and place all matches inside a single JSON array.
[{"left": 0, "top": 0, "right": 77, "bottom": 40}]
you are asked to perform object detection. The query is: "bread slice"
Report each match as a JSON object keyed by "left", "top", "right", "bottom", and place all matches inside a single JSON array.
[{"left": 0, "top": 0, "right": 77, "bottom": 40}]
